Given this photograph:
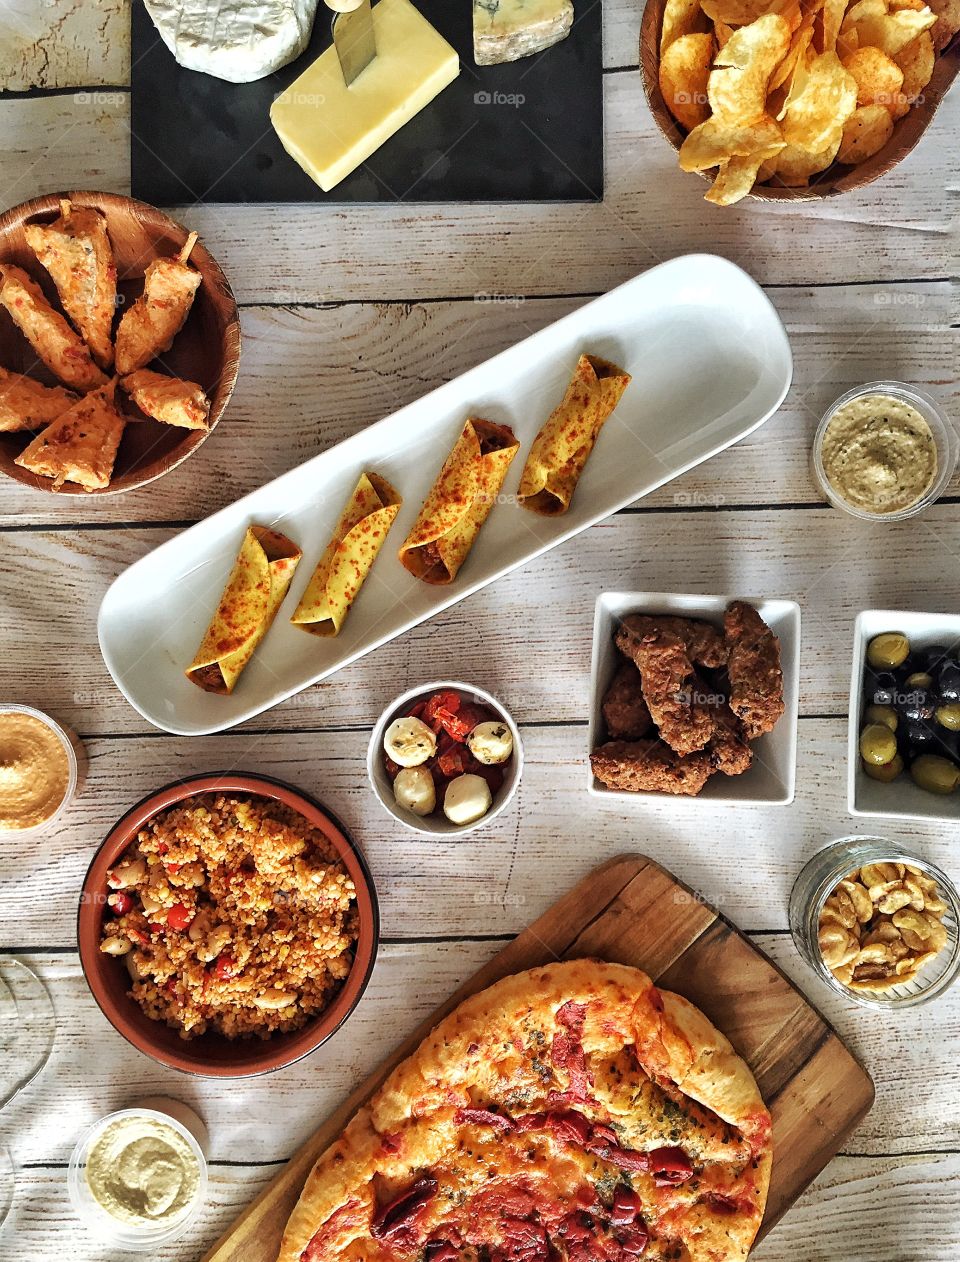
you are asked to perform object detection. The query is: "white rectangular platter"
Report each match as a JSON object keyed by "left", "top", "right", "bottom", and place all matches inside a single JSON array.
[{"left": 98, "top": 255, "right": 793, "bottom": 736}]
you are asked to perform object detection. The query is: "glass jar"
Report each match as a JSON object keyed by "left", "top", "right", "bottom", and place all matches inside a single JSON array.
[{"left": 789, "top": 836, "right": 960, "bottom": 1009}]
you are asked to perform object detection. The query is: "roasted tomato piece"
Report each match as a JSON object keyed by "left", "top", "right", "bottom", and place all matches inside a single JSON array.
[
  {"left": 166, "top": 903, "right": 194, "bottom": 930},
  {"left": 211, "top": 953, "right": 235, "bottom": 980},
  {"left": 372, "top": 1176, "right": 438, "bottom": 1240},
  {"left": 610, "top": 1185, "right": 644, "bottom": 1225},
  {"left": 438, "top": 701, "right": 491, "bottom": 741},
  {"left": 472, "top": 763, "right": 504, "bottom": 796},
  {"left": 422, "top": 690, "right": 462, "bottom": 733},
  {"left": 437, "top": 739, "right": 474, "bottom": 778},
  {"left": 109, "top": 891, "right": 134, "bottom": 915},
  {"left": 649, "top": 1146, "right": 693, "bottom": 1186},
  {"left": 384, "top": 756, "right": 402, "bottom": 779}
]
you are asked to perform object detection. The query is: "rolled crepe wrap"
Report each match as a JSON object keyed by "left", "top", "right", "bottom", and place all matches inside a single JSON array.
[
  {"left": 399, "top": 418, "right": 519, "bottom": 585},
  {"left": 291, "top": 472, "right": 402, "bottom": 637},
  {"left": 186, "top": 525, "right": 302, "bottom": 694},
  {"left": 517, "top": 354, "right": 631, "bottom": 516}
]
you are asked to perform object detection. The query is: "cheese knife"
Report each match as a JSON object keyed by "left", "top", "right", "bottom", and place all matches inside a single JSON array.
[{"left": 325, "top": 0, "right": 377, "bottom": 86}]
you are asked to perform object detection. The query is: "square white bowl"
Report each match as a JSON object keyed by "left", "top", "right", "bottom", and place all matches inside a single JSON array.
[
  {"left": 849, "top": 610, "right": 960, "bottom": 822},
  {"left": 588, "top": 592, "right": 800, "bottom": 805}
]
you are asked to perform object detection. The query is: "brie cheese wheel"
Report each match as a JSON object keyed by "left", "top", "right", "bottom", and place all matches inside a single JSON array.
[
  {"left": 144, "top": 0, "right": 320, "bottom": 82},
  {"left": 473, "top": 0, "right": 574, "bottom": 66}
]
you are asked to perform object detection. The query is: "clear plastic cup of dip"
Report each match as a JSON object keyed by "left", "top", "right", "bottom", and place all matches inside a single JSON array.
[
  {"left": 811, "top": 381, "right": 959, "bottom": 522},
  {"left": 67, "top": 1103, "right": 208, "bottom": 1251},
  {"left": 0, "top": 704, "right": 81, "bottom": 834}
]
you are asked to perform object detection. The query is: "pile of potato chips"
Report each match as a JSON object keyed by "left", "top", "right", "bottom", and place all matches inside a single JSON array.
[{"left": 657, "top": 0, "right": 949, "bottom": 204}]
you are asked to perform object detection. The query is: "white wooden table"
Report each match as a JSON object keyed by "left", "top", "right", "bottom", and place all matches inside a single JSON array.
[{"left": 0, "top": 2, "right": 958, "bottom": 1258}]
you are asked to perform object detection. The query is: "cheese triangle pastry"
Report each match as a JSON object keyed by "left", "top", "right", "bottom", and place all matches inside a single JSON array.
[
  {"left": 292, "top": 472, "right": 402, "bottom": 637},
  {"left": 399, "top": 418, "right": 519, "bottom": 584},
  {"left": 0, "top": 367, "right": 77, "bottom": 432},
  {"left": 24, "top": 199, "right": 117, "bottom": 370},
  {"left": 186, "top": 526, "right": 302, "bottom": 694},
  {"left": 0, "top": 264, "right": 107, "bottom": 393},
  {"left": 517, "top": 354, "right": 631, "bottom": 516},
  {"left": 115, "top": 233, "right": 202, "bottom": 375},
  {"left": 120, "top": 368, "right": 210, "bottom": 430},
  {"left": 15, "top": 379, "right": 125, "bottom": 490}
]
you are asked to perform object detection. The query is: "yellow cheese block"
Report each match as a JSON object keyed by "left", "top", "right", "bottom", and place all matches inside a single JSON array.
[{"left": 270, "top": 0, "right": 460, "bottom": 192}]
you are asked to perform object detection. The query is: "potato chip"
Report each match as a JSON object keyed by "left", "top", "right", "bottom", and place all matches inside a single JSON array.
[
  {"left": 679, "top": 113, "right": 785, "bottom": 170},
  {"left": 837, "top": 25, "right": 861, "bottom": 54},
  {"left": 842, "top": 45, "right": 905, "bottom": 104},
  {"left": 837, "top": 101, "right": 895, "bottom": 160},
  {"left": 821, "top": 0, "right": 850, "bottom": 49},
  {"left": 770, "top": 16, "right": 816, "bottom": 89},
  {"left": 842, "top": 0, "right": 937, "bottom": 55},
  {"left": 709, "top": 14, "right": 793, "bottom": 119},
  {"left": 781, "top": 50, "right": 857, "bottom": 148},
  {"left": 705, "top": 154, "right": 772, "bottom": 203},
  {"left": 769, "top": 134, "right": 841, "bottom": 182},
  {"left": 715, "top": 18, "right": 737, "bottom": 45},
  {"left": 895, "top": 28, "right": 935, "bottom": 92},
  {"left": 701, "top": 0, "right": 778, "bottom": 24},
  {"left": 660, "top": 33, "right": 715, "bottom": 130},
  {"left": 928, "top": 0, "right": 960, "bottom": 51},
  {"left": 661, "top": 0, "right": 711, "bottom": 53}
]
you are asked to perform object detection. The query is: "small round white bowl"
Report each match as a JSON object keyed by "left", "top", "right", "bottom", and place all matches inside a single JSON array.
[{"left": 367, "top": 681, "right": 523, "bottom": 837}]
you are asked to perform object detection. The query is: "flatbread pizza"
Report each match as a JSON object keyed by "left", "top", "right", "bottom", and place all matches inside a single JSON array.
[
  {"left": 518, "top": 354, "right": 631, "bottom": 516},
  {"left": 278, "top": 959, "right": 772, "bottom": 1262},
  {"left": 399, "top": 418, "right": 519, "bottom": 584}
]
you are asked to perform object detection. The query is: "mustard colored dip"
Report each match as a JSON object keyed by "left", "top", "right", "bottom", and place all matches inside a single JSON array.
[
  {"left": 821, "top": 394, "right": 938, "bottom": 515},
  {"left": 0, "top": 709, "right": 69, "bottom": 830},
  {"left": 86, "top": 1114, "right": 200, "bottom": 1226}
]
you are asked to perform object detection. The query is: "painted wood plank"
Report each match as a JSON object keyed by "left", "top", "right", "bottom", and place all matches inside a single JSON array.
[
  {"left": 0, "top": 81, "right": 955, "bottom": 303},
  {"left": 4, "top": 722, "right": 960, "bottom": 950},
  {"left": 0, "top": 0, "right": 128, "bottom": 91},
  {"left": 3, "top": 506, "right": 960, "bottom": 736},
  {"left": 0, "top": 282, "right": 955, "bottom": 525},
  {"left": 3, "top": 942, "right": 957, "bottom": 1169}
]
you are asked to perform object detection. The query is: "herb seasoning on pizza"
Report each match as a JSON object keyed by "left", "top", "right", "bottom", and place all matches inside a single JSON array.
[{"left": 278, "top": 959, "right": 772, "bottom": 1262}]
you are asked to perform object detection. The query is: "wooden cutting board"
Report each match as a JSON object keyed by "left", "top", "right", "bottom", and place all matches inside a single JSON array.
[{"left": 203, "top": 854, "right": 875, "bottom": 1262}]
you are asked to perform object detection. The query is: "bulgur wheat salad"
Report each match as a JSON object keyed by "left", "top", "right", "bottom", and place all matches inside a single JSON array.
[{"left": 99, "top": 793, "right": 359, "bottom": 1039}]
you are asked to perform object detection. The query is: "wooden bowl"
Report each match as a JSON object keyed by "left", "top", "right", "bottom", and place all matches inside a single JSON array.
[
  {"left": 639, "top": 1, "right": 960, "bottom": 200},
  {"left": 0, "top": 191, "right": 240, "bottom": 494},
  {"left": 78, "top": 773, "right": 380, "bottom": 1077}
]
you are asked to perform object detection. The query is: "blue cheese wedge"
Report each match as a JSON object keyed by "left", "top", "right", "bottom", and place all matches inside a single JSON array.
[{"left": 473, "top": 0, "right": 574, "bottom": 65}]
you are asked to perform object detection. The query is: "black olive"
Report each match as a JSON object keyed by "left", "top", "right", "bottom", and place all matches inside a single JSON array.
[
  {"left": 897, "top": 685, "right": 935, "bottom": 723},
  {"left": 865, "top": 669, "right": 899, "bottom": 707},
  {"left": 903, "top": 720, "right": 937, "bottom": 759},
  {"left": 933, "top": 728, "right": 960, "bottom": 763},
  {"left": 937, "top": 661, "right": 960, "bottom": 704},
  {"left": 921, "top": 644, "right": 953, "bottom": 671}
]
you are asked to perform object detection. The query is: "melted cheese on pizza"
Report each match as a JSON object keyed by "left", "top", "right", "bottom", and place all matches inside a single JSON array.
[{"left": 279, "top": 961, "right": 772, "bottom": 1262}]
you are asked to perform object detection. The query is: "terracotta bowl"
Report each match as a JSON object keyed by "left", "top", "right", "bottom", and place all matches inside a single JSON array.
[
  {"left": 639, "top": 0, "right": 960, "bottom": 200},
  {"left": 77, "top": 773, "right": 379, "bottom": 1076},
  {"left": 0, "top": 190, "right": 240, "bottom": 495}
]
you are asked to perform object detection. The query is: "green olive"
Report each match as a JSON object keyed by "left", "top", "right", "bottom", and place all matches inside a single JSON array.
[
  {"left": 905, "top": 671, "right": 933, "bottom": 690},
  {"left": 935, "top": 704, "right": 960, "bottom": 732},
  {"left": 864, "top": 703, "right": 898, "bottom": 732},
  {"left": 859, "top": 723, "right": 898, "bottom": 766},
  {"left": 863, "top": 753, "right": 904, "bottom": 783},
  {"left": 866, "top": 632, "right": 910, "bottom": 670},
  {"left": 910, "top": 755, "right": 960, "bottom": 796}
]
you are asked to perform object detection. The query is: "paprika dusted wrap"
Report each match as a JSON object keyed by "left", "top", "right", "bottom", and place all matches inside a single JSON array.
[
  {"left": 517, "top": 354, "right": 631, "bottom": 516},
  {"left": 292, "top": 472, "right": 402, "bottom": 637},
  {"left": 398, "top": 418, "right": 519, "bottom": 585},
  {"left": 186, "top": 525, "right": 302, "bottom": 694}
]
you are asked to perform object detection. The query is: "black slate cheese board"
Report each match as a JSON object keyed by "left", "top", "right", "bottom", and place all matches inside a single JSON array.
[{"left": 129, "top": 0, "right": 603, "bottom": 204}]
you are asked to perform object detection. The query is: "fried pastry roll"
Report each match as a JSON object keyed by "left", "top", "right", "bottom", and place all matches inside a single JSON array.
[
  {"left": 115, "top": 232, "right": 202, "bottom": 375},
  {"left": 0, "top": 264, "right": 107, "bottom": 393}
]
